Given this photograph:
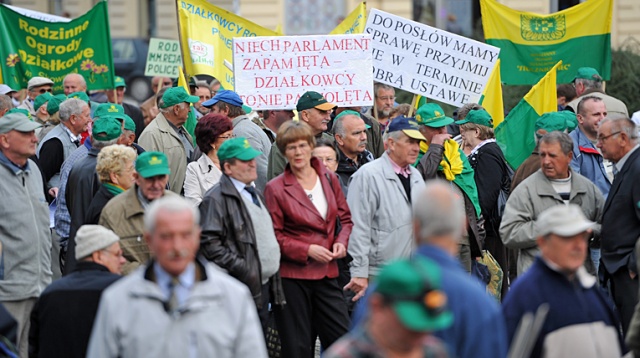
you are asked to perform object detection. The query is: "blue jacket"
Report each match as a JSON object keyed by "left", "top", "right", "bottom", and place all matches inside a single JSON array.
[
  {"left": 351, "top": 245, "right": 508, "bottom": 358},
  {"left": 569, "top": 127, "right": 611, "bottom": 198}
]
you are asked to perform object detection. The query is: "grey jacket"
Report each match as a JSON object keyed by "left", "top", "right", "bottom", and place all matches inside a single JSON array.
[
  {"left": 37, "top": 124, "right": 79, "bottom": 188},
  {"left": 231, "top": 115, "right": 271, "bottom": 191},
  {"left": 86, "top": 259, "right": 267, "bottom": 358},
  {"left": 0, "top": 154, "right": 52, "bottom": 301},
  {"left": 347, "top": 152, "right": 425, "bottom": 278},
  {"left": 500, "top": 169, "right": 604, "bottom": 275}
]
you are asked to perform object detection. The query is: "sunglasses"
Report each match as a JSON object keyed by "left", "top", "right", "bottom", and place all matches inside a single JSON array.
[{"left": 37, "top": 88, "right": 53, "bottom": 94}]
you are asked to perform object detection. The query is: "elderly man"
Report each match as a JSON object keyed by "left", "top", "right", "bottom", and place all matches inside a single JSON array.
[
  {"left": 255, "top": 109, "right": 294, "bottom": 143},
  {"left": 500, "top": 132, "right": 604, "bottom": 275},
  {"left": 332, "top": 110, "right": 374, "bottom": 186},
  {"left": 204, "top": 90, "right": 271, "bottom": 190},
  {"left": 267, "top": 91, "right": 336, "bottom": 180},
  {"left": 29, "top": 225, "right": 125, "bottom": 358},
  {"left": 345, "top": 116, "right": 426, "bottom": 300},
  {"left": 0, "top": 94, "right": 12, "bottom": 117},
  {"left": 62, "top": 73, "right": 86, "bottom": 95},
  {"left": 326, "top": 258, "right": 451, "bottom": 358},
  {"left": 99, "top": 151, "right": 178, "bottom": 274},
  {"left": 503, "top": 204, "right": 623, "bottom": 358},
  {"left": 373, "top": 83, "right": 395, "bottom": 132},
  {"left": 139, "top": 87, "right": 197, "bottom": 194},
  {"left": 415, "top": 103, "right": 484, "bottom": 272},
  {"left": 0, "top": 112, "right": 51, "bottom": 357},
  {"left": 566, "top": 67, "right": 628, "bottom": 119},
  {"left": 87, "top": 196, "right": 267, "bottom": 357},
  {"left": 334, "top": 106, "right": 385, "bottom": 158},
  {"left": 105, "top": 76, "right": 144, "bottom": 140},
  {"left": 17, "top": 76, "right": 53, "bottom": 116},
  {"left": 199, "top": 137, "right": 284, "bottom": 334},
  {"left": 597, "top": 117, "right": 640, "bottom": 334}
]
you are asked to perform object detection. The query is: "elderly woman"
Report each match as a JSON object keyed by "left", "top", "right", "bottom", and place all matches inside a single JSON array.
[
  {"left": 264, "top": 121, "right": 352, "bottom": 357},
  {"left": 85, "top": 144, "right": 137, "bottom": 225},
  {"left": 457, "top": 108, "right": 510, "bottom": 296},
  {"left": 183, "top": 113, "right": 234, "bottom": 206}
]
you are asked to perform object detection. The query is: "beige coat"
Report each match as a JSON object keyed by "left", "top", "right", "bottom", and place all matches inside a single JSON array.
[{"left": 183, "top": 154, "right": 223, "bottom": 206}]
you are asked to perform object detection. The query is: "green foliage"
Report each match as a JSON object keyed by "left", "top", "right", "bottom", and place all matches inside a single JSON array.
[{"left": 607, "top": 39, "right": 640, "bottom": 113}]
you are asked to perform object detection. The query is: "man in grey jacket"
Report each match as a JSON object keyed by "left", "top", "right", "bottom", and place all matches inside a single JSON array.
[
  {"left": 87, "top": 196, "right": 267, "bottom": 358},
  {"left": 0, "top": 112, "right": 51, "bottom": 357}
]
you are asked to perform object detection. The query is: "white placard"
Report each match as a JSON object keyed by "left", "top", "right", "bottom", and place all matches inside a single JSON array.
[
  {"left": 365, "top": 9, "right": 500, "bottom": 107},
  {"left": 233, "top": 34, "right": 374, "bottom": 110}
]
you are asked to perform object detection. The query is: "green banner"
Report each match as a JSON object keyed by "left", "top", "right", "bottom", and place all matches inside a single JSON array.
[{"left": 0, "top": 1, "right": 114, "bottom": 92}]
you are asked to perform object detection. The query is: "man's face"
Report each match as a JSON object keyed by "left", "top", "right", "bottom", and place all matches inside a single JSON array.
[
  {"left": 28, "top": 85, "right": 52, "bottom": 100},
  {"left": 145, "top": 209, "right": 200, "bottom": 277},
  {"left": 578, "top": 99, "right": 607, "bottom": 138},
  {"left": 419, "top": 125, "right": 447, "bottom": 144},
  {"left": 152, "top": 77, "right": 172, "bottom": 90},
  {"left": 388, "top": 132, "right": 421, "bottom": 167},
  {"left": 538, "top": 231, "right": 589, "bottom": 275},
  {"left": 336, "top": 115, "right": 367, "bottom": 157},
  {"left": 301, "top": 107, "right": 332, "bottom": 135},
  {"left": 0, "top": 130, "right": 39, "bottom": 161},
  {"left": 375, "top": 88, "right": 395, "bottom": 117},
  {"left": 135, "top": 174, "right": 168, "bottom": 201},
  {"left": 596, "top": 121, "right": 624, "bottom": 162},
  {"left": 539, "top": 141, "right": 572, "bottom": 180},
  {"left": 272, "top": 110, "right": 295, "bottom": 129},
  {"left": 99, "top": 242, "right": 126, "bottom": 274},
  {"left": 105, "top": 87, "right": 126, "bottom": 105},
  {"left": 194, "top": 87, "right": 212, "bottom": 115},
  {"left": 171, "top": 103, "right": 190, "bottom": 125},
  {"left": 370, "top": 295, "right": 427, "bottom": 352},
  {"left": 70, "top": 105, "right": 91, "bottom": 134},
  {"left": 63, "top": 75, "right": 86, "bottom": 95},
  {"left": 224, "top": 158, "right": 257, "bottom": 185}
]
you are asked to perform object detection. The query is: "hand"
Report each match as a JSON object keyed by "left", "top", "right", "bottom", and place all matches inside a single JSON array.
[
  {"left": 630, "top": 270, "right": 637, "bottom": 280},
  {"left": 344, "top": 277, "right": 368, "bottom": 302},
  {"left": 48, "top": 187, "right": 59, "bottom": 198},
  {"left": 332, "top": 243, "right": 346, "bottom": 259},
  {"left": 431, "top": 133, "right": 452, "bottom": 146},
  {"left": 307, "top": 244, "right": 333, "bottom": 263}
]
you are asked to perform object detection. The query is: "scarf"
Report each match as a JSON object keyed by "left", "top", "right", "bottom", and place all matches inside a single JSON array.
[{"left": 103, "top": 182, "right": 125, "bottom": 197}]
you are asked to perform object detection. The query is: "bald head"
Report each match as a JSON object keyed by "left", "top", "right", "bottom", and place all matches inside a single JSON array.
[
  {"left": 63, "top": 73, "right": 87, "bottom": 95},
  {"left": 413, "top": 180, "right": 466, "bottom": 246}
]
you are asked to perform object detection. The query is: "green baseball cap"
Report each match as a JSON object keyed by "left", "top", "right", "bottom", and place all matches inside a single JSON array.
[
  {"left": 160, "top": 87, "right": 199, "bottom": 109},
  {"left": 92, "top": 116, "right": 123, "bottom": 142},
  {"left": 296, "top": 91, "right": 336, "bottom": 112},
  {"left": 535, "top": 111, "right": 577, "bottom": 137},
  {"left": 6, "top": 108, "right": 33, "bottom": 121},
  {"left": 47, "top": 94, "right": 67, "bottom": 115},
  {"left": 415, "top": 103, "right": 454, "bottom": 128},
  {"left": 114, "top": 76, "right": 126, "bottom": 88},
  {"left": 0, "top": 112, "right": 41, "bottom": 134},
  {"left": 34, "top": 92, "right": 53, "bottom": 112},
  {"left": 375, "top": 257, "right": 453, "bottom": 332},
  {"left": 94, "top": 103, "right": 124, "bottom": 119},
  {"left": 67, "top": 91, "right": 90, "bottom": 103},
  {"left": 455, "top": 108, "right": 493, "bottom": 127},
  {"left": 217, "top": 137, "right": 262, "bottom": 162},
  {"left": 572, "top": 67, "right": 602, "bottom": 83},
  {"left": 136, "top": 151, "right": 171, "bottom": 178},
  {"left": 122, "top": 114, "right": 136, "bottom": 132},
  {"left": 334, "top": 110, "right": 371, "bottom": 129}
]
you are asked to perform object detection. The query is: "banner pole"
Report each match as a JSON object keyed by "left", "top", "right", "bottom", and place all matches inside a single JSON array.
[
  {"left": 174, "top": 0, "right": 189, "bottom": 84},
  {"left": 408, "top": 94, "right": 417, "bottom": 117}
]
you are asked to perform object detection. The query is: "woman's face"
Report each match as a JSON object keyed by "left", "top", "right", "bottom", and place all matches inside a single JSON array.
[
  {"left": 114, "top": 159, "right": 136, "bottom": 190},
  {"left": 312, "top": 146, "right": 338, "bottom": 172},
  {"left": 284, "top": 139, "right": 313, "bottom": 172},
  {"left": 212, "top": 130, "right": 234, "bottom": 152},
  {"left": 460, "top": 126, "right": 480, "bottom": 148}
]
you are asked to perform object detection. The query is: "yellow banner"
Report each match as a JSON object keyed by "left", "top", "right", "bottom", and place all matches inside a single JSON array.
[
  {"left": 177, "top": 0, "right": 279, "bottom": 90},
  {"left": 330, "top": 2, "right": 366, "bottom": 34},
  {"left": 481, "top": 0, "right": 612, "bottom": 46}
]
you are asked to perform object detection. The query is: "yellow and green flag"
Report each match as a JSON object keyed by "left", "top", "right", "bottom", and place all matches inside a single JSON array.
[
  {"left": 330, "top": 2, "right": 366, "bottom": 34},
  {"left": 496, "top": 61, "right": 561, "bottom": 169},
  {"left": 478, "top": 59, "right": 504, "bottom": 128},
  {"left": 177, "top": 0, "right": 279, "bottom": 90},
  {"left": 480, "top": 0, "right": 612, "bottom": 85}
]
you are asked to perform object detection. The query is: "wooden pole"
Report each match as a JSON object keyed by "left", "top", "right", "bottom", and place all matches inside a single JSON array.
[{"left": 408, "top": 94, "right": 418, "bottom": 117}]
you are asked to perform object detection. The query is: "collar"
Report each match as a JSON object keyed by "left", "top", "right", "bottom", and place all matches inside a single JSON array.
[
  {"left": 62, "top": 124, "right": 81, "bottom": 143},
  {"left": 0, "top": 150, "right": 30, "bottom": 174},
  {"left": 469, "top": 138, "right": 496, "bottom": 156},
  {"left": 73, "top": 261, "right": 111, "bottom": 273},
  {"left": 229, "top": 175, "right": 253, "bottom": 194},
  {"left": 232, "top": 114, "right": 249, "bottom": 127},
  {"left": 539, "top": 256, "right": 596, "bottom": 288},
  {"left": 197, "top": 154, "right": 217, "bottom": 174},
  {"left": 416, "top": 244, "right": 462, "bottom": 270},
  {"left": 166, "top": 118, "right": 186, "bottom": 134},
  {"left": 154, "top": 261, "right": 196, "bottom": 289},
  {"left": 136, "top": 186, "right": 152, "bottom": 210},
  {"left": 388, "top": 154, "right": 411, "bottom": 178},
  {"left": 613, "top": 144, "right": 639, "bottom": 173}
]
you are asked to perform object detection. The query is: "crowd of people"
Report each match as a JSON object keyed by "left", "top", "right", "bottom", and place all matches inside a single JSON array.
[{"left": 0, "top": 65, "right": 638, "bottom": 358}]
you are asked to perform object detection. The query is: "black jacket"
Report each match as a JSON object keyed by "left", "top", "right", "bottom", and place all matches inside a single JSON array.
[
  {"left": 84, "top": 184, "right": 116, "bottom": 225},
  {"left": 122, "top": 102, "right": 145, "bottom": 141},
  {"left": 336, "top": 148, "right": 374, "bottom": 188},
  {"left": 29, "top": 262, "right": 121, "bottom": 358},
  {"left": 198, "top": 174, "right": 285, "bottom": 309}
]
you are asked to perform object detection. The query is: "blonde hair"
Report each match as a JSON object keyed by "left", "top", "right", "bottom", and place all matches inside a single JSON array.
[
  {"left": 460, "top": 122, "right": 494, "bottom": 140},
  {"left": 96, "top": 144, "right": 137, "bottom": 183}
]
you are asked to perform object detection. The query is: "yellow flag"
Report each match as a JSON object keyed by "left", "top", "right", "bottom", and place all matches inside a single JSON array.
[
  {"left": 274, "top": 23, "right": 283, "bottom": 35},
  {"left": 177, "top": 0, "right": 279, "bottom": 90},
  {"left": 177, "top": 66, "right": 189, "bottom": 94},
  {"left": 479, "top": 59, "right": 504, "bottom": 128},
  {"left": 330, "top": 2, "right": 366, "bottom": 34}
]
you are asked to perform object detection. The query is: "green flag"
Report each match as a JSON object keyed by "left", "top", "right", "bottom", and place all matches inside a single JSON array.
[{"left": 0, "top": 1, "right": 114, "bottom": 92}]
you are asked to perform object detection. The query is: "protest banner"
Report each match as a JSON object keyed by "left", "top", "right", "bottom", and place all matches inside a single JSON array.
[
  {"left": 364, "top": 9, "right": 500, "bottom": 108},
  {"left": 144, "top": 38, "right": 182, "bottom": 77},
  {"left": 330, "top": 2, "right": 366, "bottom": 35},
  {"left": 481, "top": 0, "right": 612, "bottom": 85},
  {"left": 6, "top": 5, "right": 70, "bottom": 23},
  {"left": 177, "top": 0, "right": 279, "bottom": 90},
  {"left": 0, "top": 2, "right": 114, "bottom": 93},
  {"left": 233, "top": 34, "right": 374, "bottom": 110}
]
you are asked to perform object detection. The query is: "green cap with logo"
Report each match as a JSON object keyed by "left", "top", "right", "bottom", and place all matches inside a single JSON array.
[
  {"left": 572, "top": 67, "right": 602, "bottom": 83},
  {"left": 455, "top": 109, "right": 493, "bottom": 127},
  {"left": 334, "top": 110, "right": 371, "bottom": 129},
  {"left": 94, "top": 103, "right": 124, "bottom": 119},
  {"left": 136, "top": 151, "right": 171, "bottom": 178},
  {"left": 92, "top": 116, "right": 123, "bottom": 142},
  {"left": 34, "top": 92, "right": 53, "bottom": 112},
  {"left": 68, "top": 91, "right": 90, "bottom": 103},
  {"left": 217, "top": 137, "right": 262, "bottom": 162},
  {"left": 296, "top": 91, "right": 337, "bottom": 112},
  {"left": 122, "top": 114, "right": 136, "bottom": 132},
  {"left": 375, "top": 257, "right": 453, "bottom": 332},
  {"left": 160, "top": 87, "right": 199, "bottom": 109},
  {"left": 114, "top": 76, "right": 126, "bottom": 88},
  {"left": 47, "top": 94, "right": 67, "bottom": 115},
  {"left": 6, "top": 108, "right": 33, "bottom": 121},
  {"left": 535, "top": 111, "right": 577, "bottom": 137},
  {"left": 415, "top": 103, "right": 454, "bottom": 128},
  {"left": 0, "top": 112, "right": 41, "bottom": 134}
]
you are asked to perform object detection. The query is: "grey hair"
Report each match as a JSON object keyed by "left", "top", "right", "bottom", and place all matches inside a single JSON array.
[
  {"left": 576, "top": 95, "right": 603, "bottom": 115},
  {"left": 456, "top": 103, "right": 484, "bottom": 121},
  {"left": 332, "top": 113, "right": 360, "bottom": 138},
  {"left": 160, "top": 102, "right": 186, "bottom": 114},
  {"left": 0, "top": 94, "right": 12, "bottom": 113},
  {"left": 92, "top": 137, "right": 119, "bottom": 150},
  {"left": 63, "top": 73, "right": 87, "bottom": 89},
  {"left": 600, "top": 117, "right": 639, "bottom": 143},
  {"left": 58, "top": 98, "right": 87, "bottom": 123},
  {"left": 144, "top": 196, "right": 200, "bottom": 234},
  {"left": 538, "top": 131, "right": 574, "bottom": 155},
  {"left": 374, "top": 83, "right": 394, "bottom": 97},
  {"left": 385, "top": 129, "right": 405, "bottom": 143},
  {"left": 413, "top": 180, "right": 466, "bottom": 243},
  {"left": 575, "top": 77, "right": 602, "bottom": 92}
]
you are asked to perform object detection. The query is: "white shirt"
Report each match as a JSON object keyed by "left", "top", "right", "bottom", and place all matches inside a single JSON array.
[{"left": 304, "top": 176, "right": 328, "bottom": 220}]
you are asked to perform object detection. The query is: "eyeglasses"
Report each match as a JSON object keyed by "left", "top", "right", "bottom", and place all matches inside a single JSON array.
[
  {"left": 218, "top": 134, "right": 236, "bottom": 140},
  {"left": 316, "top": 156, "right": 337, "bottom": 164},
  {"left": 596, "top": 131, "right": 621, "bottom": 143},
  {"left": 37, "top": 88, "right": 52, "bottom": 94}
]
